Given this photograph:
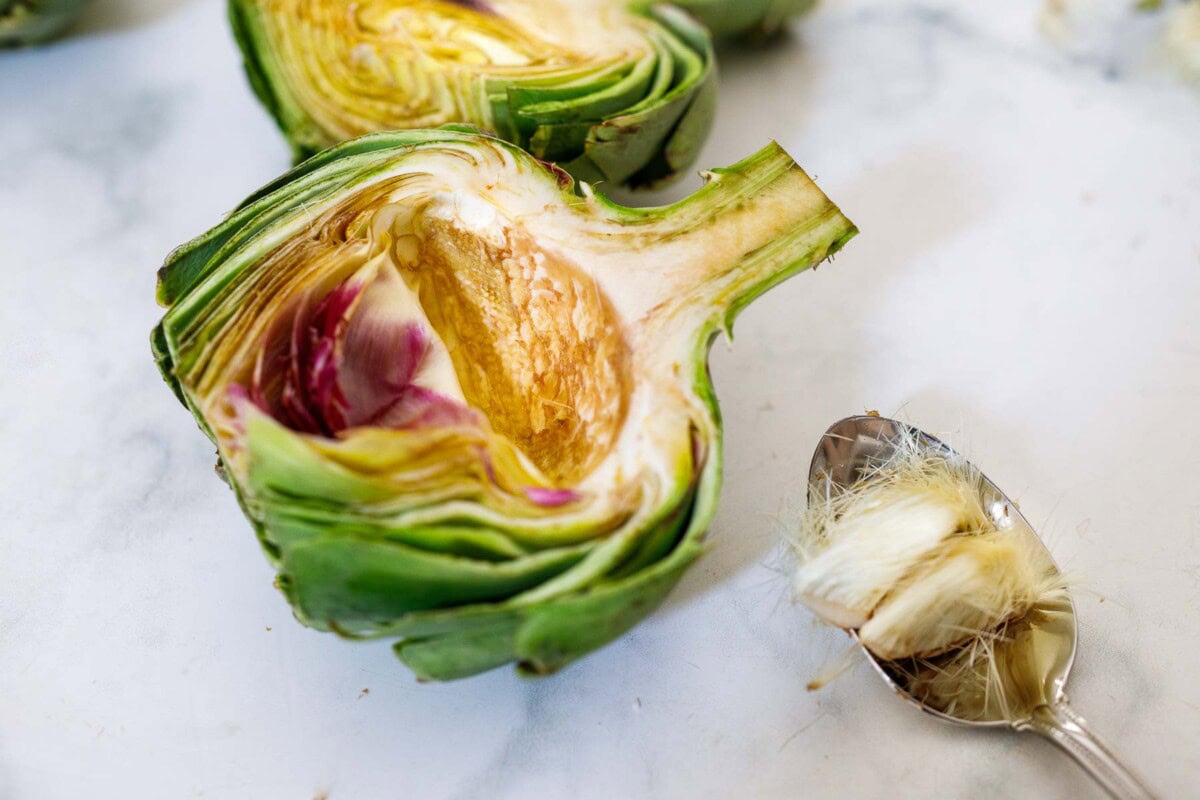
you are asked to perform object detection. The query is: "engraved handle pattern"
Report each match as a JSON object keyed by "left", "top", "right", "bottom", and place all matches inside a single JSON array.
[{"left": 1018, "top": 700, "right": 1156, "bottom": 800}]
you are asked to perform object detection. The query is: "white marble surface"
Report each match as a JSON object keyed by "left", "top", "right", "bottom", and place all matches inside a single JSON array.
[{"left": 3, "top": 1, "right": 1199, "bottom": 797}]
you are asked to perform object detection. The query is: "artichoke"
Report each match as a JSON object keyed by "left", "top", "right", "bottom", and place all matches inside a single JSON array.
[
  {"left": 153, "top": 126, "right": 855, "bottom": 680},
  {"left": 670, "top": 0, "right": 817, "bottom": 39},
  {"left": 229, "top": 0, "right": 716, "bottom": 188},
  {"left": 0, "top": 0, "right": 89, "bottom": 46}
]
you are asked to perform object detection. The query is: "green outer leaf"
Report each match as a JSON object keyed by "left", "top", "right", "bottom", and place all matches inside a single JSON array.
[
  {"left": 280, "top": 535, "right": 594, "bottom": 625},
  {"left": 665, "top": 0, "right": 818, "bottom": 39},
  {"left": 508, "top": 57, "right": 656, "bottom": 127},
  {"left": 560, "top": 5, "right": 716, "bottom": 188},
  {"left": 263, "top": 510, "right": 531, "bottom": 562},
  {"left": 395, "top": 615, "right": 525, "bottom": 680},
  {"left": 393, "top": 398, "right": 714, "bottom": 681},
  {"left": 512, "top": 535, "right": 701, "bottom": 675},
  {"left": 226, "top": 0, "right": 716, "bottom": 188},
  {"left": 0, "top": 0, "right": 89, "bottom": 47},
  {"left": 390, "top": 509, "right": 708, "bottom": 681},
  {"left": 228, "top": 0, "right": 327, "bottom": 161}
]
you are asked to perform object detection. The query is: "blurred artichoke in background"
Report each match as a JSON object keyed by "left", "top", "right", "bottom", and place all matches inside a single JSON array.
[
  {"left": 152, "top": 126, "right": 855, "bottom": 680},
  {"left": 1, "top": 0, "right": 89, "bottom": 46},
  {"left": 670, "top": 0, "right": 817, "bottom": 39},
  {"left": 230, "top": 0, "right": 716, "bottom": 188}
]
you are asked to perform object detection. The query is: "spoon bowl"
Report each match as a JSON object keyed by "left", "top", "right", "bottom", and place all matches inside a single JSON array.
[{"left": 808, "top": 416, "right": 1154, "bottom": 799}]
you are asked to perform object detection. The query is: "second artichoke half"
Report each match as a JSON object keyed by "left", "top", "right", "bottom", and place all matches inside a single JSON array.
[{"left": 231, "top": 0, "right": 717, "bottom": 188}]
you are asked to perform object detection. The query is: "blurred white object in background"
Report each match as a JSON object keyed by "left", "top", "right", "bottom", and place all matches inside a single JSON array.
[
  {"left": 1166, "top": 0, "right": 1200, "bottom": 79},
  {"left": 1041, "top": 0, "right": 1200, "bottom": 82}
]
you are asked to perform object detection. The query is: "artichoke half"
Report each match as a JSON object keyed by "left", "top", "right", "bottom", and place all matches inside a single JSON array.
[
  {"left": 0, "top": 0, "right": 88, "bottom": 46},
  {"left": 671, "top": 0, "right": 817, "bottom": 39},
  {"left": 153, "top": 127, "right": 855, "bottom": 680},
  {"left": 229, "top": 0, "right": 716, "bottom": 188}
]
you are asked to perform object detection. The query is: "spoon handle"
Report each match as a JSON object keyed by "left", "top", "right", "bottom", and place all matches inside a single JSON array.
[{"left": 1019, "top": 700, "right": 1155, "bottom": 799}]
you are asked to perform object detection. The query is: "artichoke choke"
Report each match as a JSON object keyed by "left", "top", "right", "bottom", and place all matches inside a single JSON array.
[{"left": 794, "top": 433, "right": 1064, "bottom": 663}]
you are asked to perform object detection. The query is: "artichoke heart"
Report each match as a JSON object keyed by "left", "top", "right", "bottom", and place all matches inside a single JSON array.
[
  {"left": 153, "top": 127, "right": 856, "bottom": 680},
  {"left": 0, "top": 0, "right": 89, "bottom": 46},
  {"left": 670, "top": 0, "right": 817, "bottom": 40},
  {"left": 231, "top": 0, "right": 717, "bottom": 187},
  {"left": 794, "top": 486, "right": 976, "bottom": 629},
  {"left": 858, "top": 530, "right": 1051, "bottom": 661}
]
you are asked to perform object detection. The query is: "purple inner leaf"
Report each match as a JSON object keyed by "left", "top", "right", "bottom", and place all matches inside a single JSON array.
[
  {"left": 239, "top": 264, "right": 584, "bottom": 504},
  {"left": 443, "top": 0, "right": 496, "bottom": 15},
  {"left": 248, "top": 266, "right": 474, "bottom": 438},
  {"left": 533, "top": 157, "right": 574, "bottom": 189},
  {"left": 523, "top": 486, "right": 582, "bottom": 507}
]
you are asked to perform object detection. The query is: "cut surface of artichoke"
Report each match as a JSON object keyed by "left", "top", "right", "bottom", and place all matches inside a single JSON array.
[
  {"left": 154, "top": 127, "right": 855, "bottom": 680},
  {"left": 231, "top": 0, "right": 716, "bottom": 187},
  {"left": 0, "top": 0, "right": 89, "bottom": 46}
]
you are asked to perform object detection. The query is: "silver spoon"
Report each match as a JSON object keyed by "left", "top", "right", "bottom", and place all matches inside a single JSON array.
[{"left": 808, "top": 415, "right": 1155, "bottom": 800}]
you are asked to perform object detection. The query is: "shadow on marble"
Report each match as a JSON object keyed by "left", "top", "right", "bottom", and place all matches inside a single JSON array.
[
  {"left": 72, "top": 0, "right": 201, "bottom": 37},
  {"left": 834, "top": 146, "right": 993, "bottom": 288},
  {"left": 713, "top": 24, "right": 807, "bottom": 67}
]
